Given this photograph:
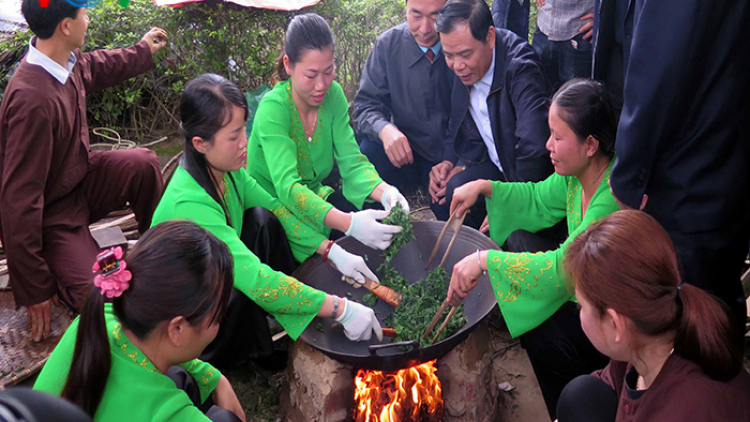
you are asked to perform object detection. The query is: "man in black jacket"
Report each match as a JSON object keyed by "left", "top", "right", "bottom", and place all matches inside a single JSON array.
[
  {"left": 596, "top": 0, "right": 750, "bottom": 338},
  {"left": 429, "top": 0, "right": 552, "bottom": 228}
]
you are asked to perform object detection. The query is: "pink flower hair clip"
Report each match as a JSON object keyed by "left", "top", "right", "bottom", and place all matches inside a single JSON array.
[{"left": 92, "top": 246, "right": 132, "bottom": 299}]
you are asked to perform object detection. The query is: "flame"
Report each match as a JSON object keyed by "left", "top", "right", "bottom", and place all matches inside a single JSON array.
[{"left": 354, "top": 360, "right": 443, "bottom": 422}]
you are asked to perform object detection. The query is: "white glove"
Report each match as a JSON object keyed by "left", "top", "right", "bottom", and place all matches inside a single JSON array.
[
  {"left": 381, "top": 185, "right": 410, "bottom": 213},
  {"left": 327, "top": 243, "right": 378, "bottom": 285},
  {"left": 346, "top": 209, "right": 403, "bottom": 250},
  {"left": 336, "top": 299, "right": 384, "bottom": 342}
]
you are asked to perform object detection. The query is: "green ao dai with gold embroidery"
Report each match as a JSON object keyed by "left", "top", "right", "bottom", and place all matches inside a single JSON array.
[
  {"left": 151, "top": 166, "right": 327, "bottom": 340},
  {"left": 248, "top": 80, "right": 383, "bottom": 245},
  {"left": 34, "top": 304, "right": 221, "bottom": 421},
  {"left": 485, "top": 162, "right": 619, "bottom": 338}
]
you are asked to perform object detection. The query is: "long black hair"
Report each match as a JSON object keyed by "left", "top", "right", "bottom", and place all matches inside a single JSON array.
[
  {"left": 179, "top": 73, "right": 248, "bottom": 226},
  {"left": 60, "top": 221, "right": 234, "bottom": 417},
  {"left": 273, "top": 13, "right": 335, "bottom": 83},
  {"left": 551, "top": 79, "right": 618, "bottom": 158}
]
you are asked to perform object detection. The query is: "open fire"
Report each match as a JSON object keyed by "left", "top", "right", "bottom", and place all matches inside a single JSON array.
[{"left": 354, "top": 360, "right": 444, "bottom": 422}]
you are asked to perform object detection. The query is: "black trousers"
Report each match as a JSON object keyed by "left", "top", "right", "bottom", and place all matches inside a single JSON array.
[
  {"left": 504, "top": 229, "right": 609, "bottom": 420},
  {"left": 667, "top": 222, "right": 750, "bottom": 346},
  {"left": 557, "top": 375, "right": 618, "bottom": 422},
  {"left": 167, "top": 366, "right": 242, "bottom": 422},
  {"left": 0, "top": 388, "right": 91, "bottom": 422},
  {"left": 430, "top": 161, "right": 504, "bottom": 229},
  {"left": 199, "top": 207, "right": 298, "bottom": 369}
]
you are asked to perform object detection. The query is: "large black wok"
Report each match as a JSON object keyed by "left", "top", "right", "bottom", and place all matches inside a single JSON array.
[{"left": 293, "top": 221, "right": 499, "bottom": 371}]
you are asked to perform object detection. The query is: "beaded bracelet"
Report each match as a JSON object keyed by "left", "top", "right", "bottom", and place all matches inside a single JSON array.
[{"left": 322, "top": 240, "right": 335, "bottom": 263}]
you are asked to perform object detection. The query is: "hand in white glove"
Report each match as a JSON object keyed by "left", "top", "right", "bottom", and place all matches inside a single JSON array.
[
  {"left": 381, "top": 185, "right": 410, "bottom": 213},
  {"left": 346, "top": 209, "right": 403, "bottom": 250},
  {"left": 336, "top": 299, "right": 383, "bottom": 342},
  {"left": 327, "top": 243, "right": 378, "bottom": 285}
]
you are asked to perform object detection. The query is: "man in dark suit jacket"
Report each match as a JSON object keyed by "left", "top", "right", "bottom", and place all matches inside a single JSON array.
[
  {"left": 597, "top": 0, "right": 750, "bottom": 338},
  {"left": 490, "top": 0, "right": 529, "bottom": 40},
  {"left": 429, "top": 0, "right": 552, "bottom": 228}
]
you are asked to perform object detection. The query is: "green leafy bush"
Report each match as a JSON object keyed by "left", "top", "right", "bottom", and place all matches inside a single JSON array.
[{"left": 0, "top": 0, "right": 403, "bottom": 138}]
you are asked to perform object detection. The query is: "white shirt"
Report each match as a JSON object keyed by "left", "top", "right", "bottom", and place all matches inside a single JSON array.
[
  {"left": 25, "top": 39, "right": 77, "bottom": 85},
  {"left": 468, "top": 48, "right": 502, "bottom": 172}
]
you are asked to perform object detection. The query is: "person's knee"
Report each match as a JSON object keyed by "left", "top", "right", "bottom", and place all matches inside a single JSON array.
[
  {"left": 244, "top": 207, "right": 282, "bottom": 237},
  {"left": 359, "top": 136, "right": 377, "bottom": 155},
  {"left": 134, "top": 148, "right": 161, "bottom": 173},
  {"left": 248, "top": 206, "right": 277, "bottom": 226},
  {"left": 119, "top": 148, "right": 161, "bottom": 180},
  {"left": 360, "top": 136, "right": 400, "bottom": 185},
  {"left": 445, "top": 172, "right": 470, "bottom": 205},
  {"left": 359, "top": 136, "right": 385, "bottom": 165},
  {"left": 206, "top": 406, "right": 243, "bottom": 422},
  {"left": 504, "top": 229, "right": 532, "bottom": 252},
  {"left": 430, "top": 200, "right": 450, "bottom": 221}
]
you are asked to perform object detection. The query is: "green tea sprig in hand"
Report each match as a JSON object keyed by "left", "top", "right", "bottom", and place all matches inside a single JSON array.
[{"left": 380, "top": 203, "right": 414, "bottom": 266}]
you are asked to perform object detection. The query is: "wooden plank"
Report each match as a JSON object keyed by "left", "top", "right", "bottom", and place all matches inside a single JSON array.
[{"left": 90, "top": 226, "right": 128, "bottom": 249}]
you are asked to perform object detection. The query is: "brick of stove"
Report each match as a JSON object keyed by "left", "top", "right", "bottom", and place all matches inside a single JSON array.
[
  {"left": 281, "top": 340, "right": 355, "bottom": 422},
  {"left": 281, "top": 321, "right": 500, "bottom": 422},
  {"left": 437, "top": 321, "right": 500, "bottom": 422}
]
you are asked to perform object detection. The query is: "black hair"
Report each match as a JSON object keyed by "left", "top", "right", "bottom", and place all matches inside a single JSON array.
[
  {"left": 435, "top": 0, "right": 493, "bottom": 43},
  {"left": 61, "top": 221, "right": 234, "bottom": 417},
  {"left": 21, "top": 0, "right": 79, "bottom": 40},
  {"left": 551, "top": 79, "right": 618, "bottom": 158},
  {"left": 273, "top": 13, "right": 335, "bottom": 83},
  {"left": 178, "top": 73, "right": 247, "bottom": 226}
]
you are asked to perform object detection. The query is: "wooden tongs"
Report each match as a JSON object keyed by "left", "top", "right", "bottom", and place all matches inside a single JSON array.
[
  {"left": 342, "top": 276, "right": 403, "bottom": 308},
  {"left": 423, "top": 207, "right": 467, "bottom": 344},
  {"left": 425, "top": 206, "right": 467, "bottom": 270},
  {"left": 423, "top": 294, "right": 462, "bottom": 345}
]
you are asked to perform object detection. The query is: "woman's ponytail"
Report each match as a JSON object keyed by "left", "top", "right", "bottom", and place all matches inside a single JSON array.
[
  {"left": 59, "top": 221, "right": 234, "bottom": 418},
  {"left": 567, "top": 210, "right": 743, "bottom": 381},
  {"left": 61, "top": 289, "right": 111, "bottom": 417},
  {"left": 674, "top": 284, "right": 741, "bottom": 381}
]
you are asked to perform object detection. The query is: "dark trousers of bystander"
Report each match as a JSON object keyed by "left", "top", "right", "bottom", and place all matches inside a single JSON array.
[
  {"left": 504, "top": 229, "right": 610, "bottom": 420},
  {"left": 360, "top": 136, "right": 436, "bottom": 192},
  {"left": 667, "top": 220, "right": 750, "bottom": 347},
  {"left": 429, "top": 161, "right": 503, "bottom": 229},
  {"left": 532, "top": 28, "right": 593, "bottom": 94},
  {"left": 199, "top": 207, "right": 299, "bottom": 370},
  {"left": 167, "top": 366, "right": 242, "bottom": 422},
  {"left": 43, "top": 148, "right": 163, "bottom": 311}
]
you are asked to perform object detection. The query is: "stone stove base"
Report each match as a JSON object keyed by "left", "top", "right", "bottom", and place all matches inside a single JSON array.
[{"left": 280, "top": 321, "right": 501, "bottom": 422}]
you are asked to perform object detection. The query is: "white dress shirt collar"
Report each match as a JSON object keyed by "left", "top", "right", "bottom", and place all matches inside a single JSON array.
[{"left": 25, "top": 38, "right": 77, "bottom": 85}]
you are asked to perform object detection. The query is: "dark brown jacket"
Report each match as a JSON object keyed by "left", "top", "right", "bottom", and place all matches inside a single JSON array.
[
  {"left": 0, "top": 40, "right": 154, "bottom": 307},
  {"left": 594, "top": 355, "right": 750, "bottom": 422}
]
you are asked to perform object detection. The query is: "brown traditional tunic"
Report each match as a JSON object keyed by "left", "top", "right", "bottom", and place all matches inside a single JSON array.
[
  {"left": 0, "top": 39, "right": 159, "bottom": 308},
  {"left": 593, "top": 354, "right": 750, "bottom": 421}
]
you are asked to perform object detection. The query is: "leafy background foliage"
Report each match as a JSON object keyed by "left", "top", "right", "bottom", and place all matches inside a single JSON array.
[{"left": 0, "top": 0, "right": 403, "bottom": 139}]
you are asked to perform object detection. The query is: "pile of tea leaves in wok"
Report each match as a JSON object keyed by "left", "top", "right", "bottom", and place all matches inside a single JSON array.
[{"left": 363, "top": 205, "right": 468, "bottom": 347}]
